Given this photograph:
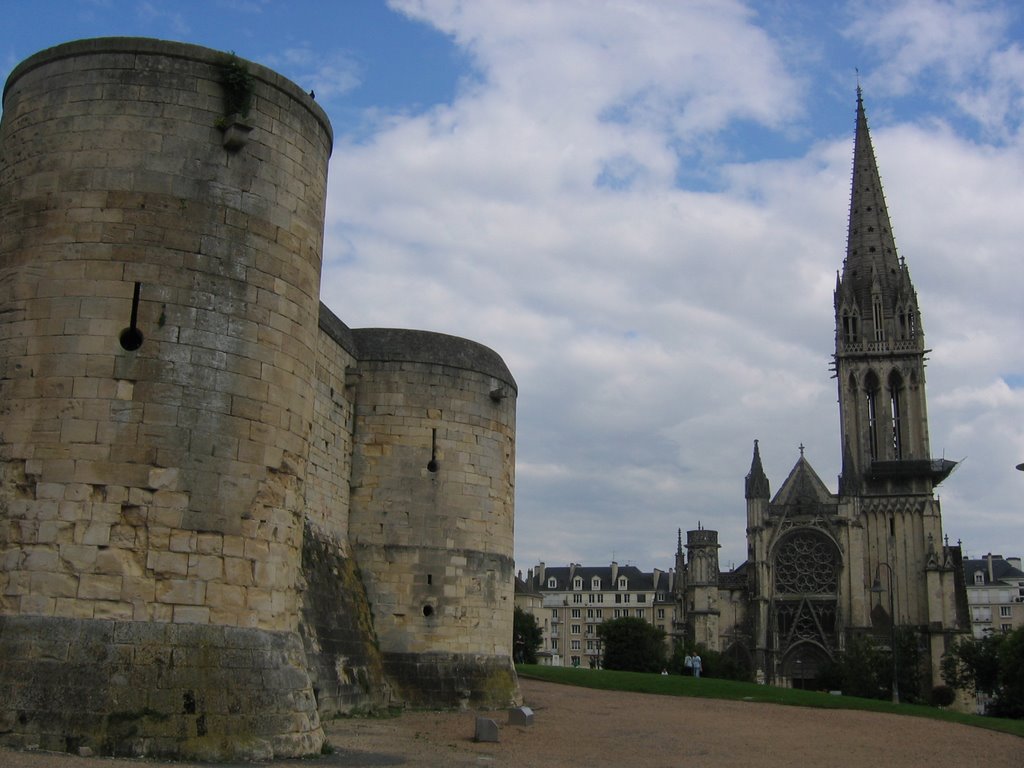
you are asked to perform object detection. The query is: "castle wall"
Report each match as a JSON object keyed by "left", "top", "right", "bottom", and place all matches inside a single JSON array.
[
  {"left": 347, "top": 328, "right": 519, "bottom": 708},
  {"left": 0, "top": 38, "right": 331, "bottom": 759},
  {"left": 297, "top": 307, "right": 389, "bottom": 717},
  {"left": 0, "top": 38, "right": 521, "bottom": 757}
]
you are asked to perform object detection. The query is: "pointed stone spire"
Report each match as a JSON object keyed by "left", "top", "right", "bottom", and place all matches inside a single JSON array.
[
  {"left": 838, "top": 433, "right": 861, "bottom": 496},
  {"left": 745, "top": 439, "right": 770, "bottom": 500},
  {"left": 845, "top": 88, "right": 900, "bottom": 280},
  {"left": 836, "top": 88, "right": 922, "bottom": 351}
]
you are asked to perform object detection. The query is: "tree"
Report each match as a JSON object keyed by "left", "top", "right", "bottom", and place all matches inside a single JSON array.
[
  {"left": 993, "top": 626, "right": 1024, "bottom": 718},
  {"left": 893, "top": 626, "right": 925, "bottom": 703},
  {"left": 513, "top": 606, "right": 543, "bottom": 664},
  {"left": 837, "top": 634, "right": 887, "bottom": 699},
  {"left": 597, "top": 617, "right": 666, "bottom": 673},
  {"left": 941, "top": 632, "right": 1004, "bottom": 698}
]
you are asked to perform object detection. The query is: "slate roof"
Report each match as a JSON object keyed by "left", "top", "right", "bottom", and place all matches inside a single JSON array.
[
  {"left": 963, "top": 557, "right": 1024, "bottom": 587},
  {"left": 533, "top": 564, "right": 672, "bottom": 593}
]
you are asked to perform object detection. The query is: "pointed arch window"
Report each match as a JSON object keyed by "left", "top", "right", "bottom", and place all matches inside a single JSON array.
[
  {"left": 872, "top": 296, "right": 884, "bottom": 341},
  {"left": 865, "top": 371, "right": 880, "bottom": 460},
  {"left": 896, "top": 305, "right": 917, "bottom": 340},
  {"left": 889, "top": 370, "right": 904, "bottom": 459},
  {"left": 841, "top": 309, "right": 859, "bottom": 344}
]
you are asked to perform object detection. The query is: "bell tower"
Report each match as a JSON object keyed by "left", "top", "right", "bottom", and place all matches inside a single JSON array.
[
  {"left": 834, "top": 87, "right": 954, "bottom": 496},
  {"left": 832, "top": 90, "right": 963, "bottom": 683}
]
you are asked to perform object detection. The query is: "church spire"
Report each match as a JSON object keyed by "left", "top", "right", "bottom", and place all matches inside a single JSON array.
[
  {"left": 837, "top": 88, "right": 908, "bottom": 332},
  {"left": 833, "top": 89, "right": 954, "bottom": 490},
  {"left": 835, "top": 90, "right": 922, "bottom": 354},
  {"left": 745, "top": 439, "right": 770, "bottom": 500}
]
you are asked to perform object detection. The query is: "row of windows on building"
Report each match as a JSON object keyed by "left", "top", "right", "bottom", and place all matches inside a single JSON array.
[
  {"left": 554, "top": 607, "right": 668, "bottom": 630},
  {"left": 971, "top": 605, "right": 1016, "bottom": 623},
  {"left": 968, "top": 588, "right": 1024, "bottom": 601},
  {"left": 558, "top": 592, "right": 660, "bottom": 605},
  {"left": 839, "top": 304, "right": 916, "bottom": 344},
  {"left": 547, "top": 575, "right": 668, "bottom": 593}
]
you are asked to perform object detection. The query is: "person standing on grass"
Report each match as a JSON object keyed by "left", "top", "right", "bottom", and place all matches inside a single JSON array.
[
  {"left": 692, "top": 654, "right": 702, "bottom": 679},
  {"left": 684, "top": 653, "right": 693, "bottom": 675}
]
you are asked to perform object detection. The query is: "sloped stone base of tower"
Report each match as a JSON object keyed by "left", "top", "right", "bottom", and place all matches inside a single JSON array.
[
  {"left": 0, "top": 616, "right": 324, "bottom": 760},
  {"left": 299, "top": 524, "right": 392, "bottom": 717},
  {"left": 382, "top": 652, "right": 520, "bottom": 709}
]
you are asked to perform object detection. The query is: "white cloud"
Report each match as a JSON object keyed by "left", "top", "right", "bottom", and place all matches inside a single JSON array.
[
  {"left": 318, "top": 0, "right": 1024, "bottom": 570},
  {"left": 263, "top": 46, "right": 362, "bottom": 100},
  {"left": 848, "top": 0, "right": 1024, "bottom": 139},
  {"left": 136, "top": 1, "right": 190, "bottom": 36}
]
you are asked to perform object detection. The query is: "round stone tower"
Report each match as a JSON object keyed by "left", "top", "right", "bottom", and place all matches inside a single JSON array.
[
  {"left": 0, "top": 38, "right": 331, "bottom": 759},
  {"left": 347, "top": 328, "right": 519, "bottom": 708}
]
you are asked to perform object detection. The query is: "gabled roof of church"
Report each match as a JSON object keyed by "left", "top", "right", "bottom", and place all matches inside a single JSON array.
[{"left": 771, "top": 450, "right": 835, "bottom": 507}]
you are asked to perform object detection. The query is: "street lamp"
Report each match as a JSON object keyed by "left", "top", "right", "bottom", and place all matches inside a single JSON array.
[{"left": 871, "top": 562, "right": 899, "bottom": 704}]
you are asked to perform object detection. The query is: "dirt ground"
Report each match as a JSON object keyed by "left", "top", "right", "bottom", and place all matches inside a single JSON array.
[{"left": 2, "top": 677, "right": 1021, "bottom": 768}]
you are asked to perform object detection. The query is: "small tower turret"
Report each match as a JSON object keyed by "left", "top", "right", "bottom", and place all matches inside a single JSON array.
[{"left": 685, "top": 526, "right": 720, "bottom": 649}]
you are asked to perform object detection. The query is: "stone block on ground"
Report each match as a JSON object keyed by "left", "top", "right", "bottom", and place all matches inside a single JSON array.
[
  {"left": 474, "top": 717, "right": 499, "bottom": 743},
  {"left": 508, "top": 706, "right": 534, "bottom": 726}
]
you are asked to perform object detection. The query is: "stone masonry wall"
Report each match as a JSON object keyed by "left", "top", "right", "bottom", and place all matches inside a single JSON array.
[
  {"left": 297, "top": 307, "right": 391, "bottom": 717},
  {"left": 0, "top": 38, "right": 331, "bottom": 758},
  {"left": 347, "top": 329, "right": 519, "bottom": 708},
  {"left": 0, "top": 37, "right": 521, "bottom": 757}
]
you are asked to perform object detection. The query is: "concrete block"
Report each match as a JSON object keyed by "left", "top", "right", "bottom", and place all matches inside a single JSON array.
[
  {"left": 474, "top": 716, "right": 499, "bottom": 743},
  {"left": 508, "top": 706, "right": 534, "bottom": 726}
]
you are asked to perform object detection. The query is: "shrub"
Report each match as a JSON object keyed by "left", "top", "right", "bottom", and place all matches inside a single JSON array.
[{"left": 929, "top": 685, "right": 956, "bottom": 707}]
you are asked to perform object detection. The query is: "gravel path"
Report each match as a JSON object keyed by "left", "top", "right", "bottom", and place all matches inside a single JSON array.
[{"left": 2, "top": 677, "right": 1020, "bottom": 767}]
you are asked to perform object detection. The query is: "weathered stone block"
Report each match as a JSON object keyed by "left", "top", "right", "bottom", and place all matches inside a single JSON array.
[
  {"left": 508, "top": 706, "right": 534, "bottom": 726},
  {"left": 474, "top": 717, "right": 499, "bottom": 743}
]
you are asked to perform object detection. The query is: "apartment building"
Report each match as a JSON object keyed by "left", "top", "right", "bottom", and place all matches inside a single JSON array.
[
  {"left": 523, "top": 562, "right": 677, "bottom": 668},
  {"left": 964, "top": 555, "right": 1024, "bottom": 638}
]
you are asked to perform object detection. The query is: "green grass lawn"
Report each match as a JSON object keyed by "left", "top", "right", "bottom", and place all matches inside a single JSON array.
[{"left": 516, "top": 664, "right": 1024, "bottom": 739}]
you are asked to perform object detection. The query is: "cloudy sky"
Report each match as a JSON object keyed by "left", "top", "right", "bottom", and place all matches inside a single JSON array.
[{"left": 2, "top": 1, "right": 1023, "bottom": 574}]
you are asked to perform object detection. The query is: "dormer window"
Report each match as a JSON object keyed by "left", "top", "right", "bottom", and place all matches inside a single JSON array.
[
  {"left": 547, "top": 577, "right": 557, "bottom": 589},
  {"left": 573, "top": 576, "right": 583, "bottom": 590},
  {"left": 974, "top": 571, "right": 985, "bottom": 586},
  {"left": 591, "top": 576, "right": 601, "bottom": 590},
  {"left": 617, "top": 576, "right": 628, "bottom": 590}
]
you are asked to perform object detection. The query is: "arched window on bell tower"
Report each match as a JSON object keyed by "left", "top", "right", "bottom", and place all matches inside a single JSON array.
[
  {"left": 895, "top": 304, "right": 917, "bottom": 342},
  {"left": 889, "top": 370, "right": 904, "bottom": 459},
  {"left": 865, "top": 371, "right": 880, "bottom": 460},
  {"left": 841, "top": 307, "right": 860, "bottom": 345}
]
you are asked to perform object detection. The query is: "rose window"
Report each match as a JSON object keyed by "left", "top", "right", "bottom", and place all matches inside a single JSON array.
[{"left": 774, "top": 531, "right": 838, "bottom": 594}]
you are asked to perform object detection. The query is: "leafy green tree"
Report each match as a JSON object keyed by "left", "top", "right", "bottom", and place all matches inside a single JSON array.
[
  {"left": 941, "top": 631, "right": 1004, "bottom": 698},
  {"left": 597, "top": 617, "right": 666, "bottom": 673},
  {"left": 893, "top": 626, "right": 925, "bottom": 703},
  {"left": 513, "top": 606, "right": 543, "bottom": 664},
  {"left": 838, "top": 634, "right": 887, "bottom": 699},
  {"left": 693, "top": 644, "right": 750, "bottom": 681},
  {"left": 668, "top": 640, "right": 688, "bottom": 675},
  {"left": 993, "top": 626, "right": 1024, "bottom": 718}
]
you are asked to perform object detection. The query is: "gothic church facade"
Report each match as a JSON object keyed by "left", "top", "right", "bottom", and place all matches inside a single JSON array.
[{"left": 675, "top": 90, "right": 968, "bottom": 691}]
